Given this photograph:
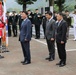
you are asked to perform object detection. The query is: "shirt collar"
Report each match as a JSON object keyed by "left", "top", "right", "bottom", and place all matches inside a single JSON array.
[
  {"left": 23, "top": 18, "right": 27, "bottom": 21},
  {"left": 58, "top": 19, "right": 63, "bottom": 23},
  {"left": 49, "top": 17, "right": 53, "bottom": 22}
]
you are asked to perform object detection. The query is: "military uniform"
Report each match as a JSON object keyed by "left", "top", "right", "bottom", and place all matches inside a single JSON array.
[
  {"left": 42, "top": 15, "right": 47, "bottom": 38},
  {"left": 28, "top": 12, "right": 33, "bottom": 37},
  {"left": 33, "top": 13, "right": 42, "bottom": 39},
  {"left": 11, "top": 14, "right": 18, "bottom": 37}
]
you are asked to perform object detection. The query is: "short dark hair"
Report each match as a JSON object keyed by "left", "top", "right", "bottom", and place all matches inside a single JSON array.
[
  {"left": 58, "top": 12, "right": 64, "bottom": 17},
  {"left": 74, "top": 11, "right": 76, "bottom": 14},
  {"left": 65, "top": 10, "right": 69, "bottom": 12},
  {"left": 35, "top": 9, "right": 38, "bottom": 11},
  {"left": 22, "top": 11, "right": 28, "bottom": 15},
  {"left": 28, "top": 10, "right": 31, "bottom": 11},
  {"left": 45, "top": 11, "right": 52, "bottom": 16}
]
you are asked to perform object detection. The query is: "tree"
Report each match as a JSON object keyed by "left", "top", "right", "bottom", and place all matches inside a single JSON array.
[
  {"left": 54, "top": 0, "right": 65, "bottom": 12},
  {"left": 16, "top": 0, "right": 37, "bottom": 10},
  {"left": 49, "top": 0, "right": 54, "bottom": 6},
  {"left": 49, "top": 0, "right": 54, "bottom": 12}
]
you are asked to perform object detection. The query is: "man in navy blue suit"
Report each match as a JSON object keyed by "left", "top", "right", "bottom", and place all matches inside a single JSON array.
[{"left": 19, "top": 11, "right": 32, "bottom": 65}]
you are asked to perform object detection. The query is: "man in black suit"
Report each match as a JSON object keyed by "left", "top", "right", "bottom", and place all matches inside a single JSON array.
[
  {"left": 33, "top": 9, "right": 42, "bottom": 39},
  {"left": 56, "top": 12, "right": 67, "bottom": 67},
  {"left": 65, "top": 10, "right": 71, "bottom": 39},
  {"left": 28, "top": 10, "right": 33, "bottom": 37},
  {"left": 42, "top": 14, "right": 47, "bottom": 39},
  {"left": 18, "top": 11, "right": 23, "bottom": 31},
  {"left": 6, "top": 12, "right": 12, "bottom": 37},
  {"left": 45, "top": 11, "right": 56, "bottom": 61},
  {"left": 12, "top": 11, "right": 18, "bottom": 37},
  {"left": 19, "top": 11, "right": 32, "bottom": 65}
]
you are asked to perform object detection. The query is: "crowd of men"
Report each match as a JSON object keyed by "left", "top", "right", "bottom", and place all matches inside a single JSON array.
[
  {"left": 18, "top": 9, "right": 76, "bottom": 67},
  {"left": 0, "top": 9, "right": 76, "bottom": 67},
  {"left": 5, "top": 9, "right": 76, "bottom": 40}
]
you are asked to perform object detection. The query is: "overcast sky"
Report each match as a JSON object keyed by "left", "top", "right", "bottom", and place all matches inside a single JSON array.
[
  {"left": 6, "top": 0, "right": 22, "bottom": 10},
  {"left": 6, "top": 0, "right": 76, "bottom": 11},
  {"left": 6, "top": 0, "right": 47, "bottom": 10}
]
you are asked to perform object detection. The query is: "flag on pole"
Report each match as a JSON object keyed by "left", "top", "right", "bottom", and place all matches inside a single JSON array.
[
  {"left": 0, "top": 1, "right": 3, "bottom": 20},
  {"left": 3, "top": 0, "right": 8, "bottom": 47}
]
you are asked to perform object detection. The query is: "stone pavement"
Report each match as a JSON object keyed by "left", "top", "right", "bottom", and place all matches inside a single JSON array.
[{"left": 0, "top": 34, "right": 76, "bottom": 75}]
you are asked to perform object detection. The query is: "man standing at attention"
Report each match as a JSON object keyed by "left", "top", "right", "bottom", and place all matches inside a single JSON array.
[
  {"left": 56, "top": 12, "right": 67, "bottom": 67},
  {"left": 19, "top": 11, "right": 32, "bottom": 65},
  {"left": 45, "top": 11, "right": 56, "bottom": 61}
]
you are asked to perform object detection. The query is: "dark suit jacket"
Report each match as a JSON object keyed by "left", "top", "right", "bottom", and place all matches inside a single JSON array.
[
  {"left": 33, "top": 13, "right": 42, "bottom": 25},
  {"left": 42, "top": 16, "right": 47, "bottom": 26},
  {"left": 56, "top": 20, "right": 67, "bottom": 43},
  {"left": 7, "top": 16, "right": 12, "bottom": 25},
  {"left": 19, "top": 18, "right": 32, "bottom": 42},
  {"left": 28, "top": 13, "right": 33, "bottom": 24},
  {"left": 18, "top": 15, "right": 23, "bottom": 25},
  {"left": 45, "top": 19, "right": 55, "bottom": 40},
  {"left": 12, "top": 15, "right": 18, "bottom": 25}
]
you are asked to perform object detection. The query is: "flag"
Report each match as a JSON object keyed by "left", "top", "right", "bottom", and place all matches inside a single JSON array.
[
  {"left": 3, "top": 0, "right": 8, "bottom": 47},
  {"left": 0, "top": 1, "right": 3, "bottom": 20},
  {"left": 0, "top": 1, "right": 5, "bottom": 43}
]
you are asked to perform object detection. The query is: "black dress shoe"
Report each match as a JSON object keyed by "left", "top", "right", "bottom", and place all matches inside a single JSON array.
[
  {"left": 59, "top": 63, "right": 66, "bottom": 67},
  {"left": 56, "top": 62, "right": 60, "bottom": 65},
  {"left": 49, "top": 58, "right": 54, "bottom": 61},
  {"left": 35, "top": 37, "right": 40, "bottom": 39},
  {"left": 21, "top": 60, "right": 26, "bottom": 63},
  {"left": 0, "top": 55, "right": 4, "bottom": 59},
  {"left": 45, "top": 57, "right": 50, "bottom": 60},
  {"left": 22, "top": 61, "right": 31, "bottom": 65},
  {"left": 35, "top": 37, "right": 38, "bottom": 39},
  {"left": 21, "top": 59, "right": 27, "bottom": 63}
]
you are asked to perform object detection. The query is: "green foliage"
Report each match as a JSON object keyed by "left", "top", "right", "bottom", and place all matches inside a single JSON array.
[
  {"left": 15, "top": 0, "right": 37, "bottom": 5},
  {"left": 54, "top": 0, "right": 65, "bottom": 11},
  {"left": 54, "top": 4, "right": 59, "bottom": 12},
  {"left": 54, "top": 0, "right": 65, "bottom": 4}
]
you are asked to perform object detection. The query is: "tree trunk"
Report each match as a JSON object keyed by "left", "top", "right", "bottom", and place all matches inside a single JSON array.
[
  {"left": 23, "top": 3, "right": 26, "bottom": 11},
  {"left": 59, "top": 5, "right": 62, "bottom": 12},
  {"left": 58, "top": 0, "right": 63, "bottom": 12},
  {"left": 58, "top": 2, "right": 62, "bottom": 12},
  {"left": 49, "top": 0, "right": 54, "bottom": 6},
  {"left": 49, "top": 0, "right": 54, "bottom": 12}
]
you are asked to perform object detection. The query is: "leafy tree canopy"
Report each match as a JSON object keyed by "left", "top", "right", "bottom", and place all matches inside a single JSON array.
[{"left": 16, "top": 0, "right": 37, "bottom": 5}]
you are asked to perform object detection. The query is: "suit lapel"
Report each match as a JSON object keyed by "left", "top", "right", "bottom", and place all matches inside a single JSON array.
[
  {"left": 21, "top": 19, "right": 27, "bottom": 28},
  {"left": 58, "top": 20, "right": 63, "bottom": 27}
]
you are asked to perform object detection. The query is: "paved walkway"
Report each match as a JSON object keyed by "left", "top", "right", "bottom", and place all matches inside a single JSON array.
[{"left": 0, "top": 35, "right": 76, "bottom": 75}]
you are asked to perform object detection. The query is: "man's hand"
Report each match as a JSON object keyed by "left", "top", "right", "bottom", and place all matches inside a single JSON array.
[
  {"left": 25, "top": 39, "right": 28, "bottom": 41},
  {"left": 61, "top": 41, "right": 64, "bottom": 44},
  {"left": 51, "top": 38, "right": 54, "bottom": 41}
]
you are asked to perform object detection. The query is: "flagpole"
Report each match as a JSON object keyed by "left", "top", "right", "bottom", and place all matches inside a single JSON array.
[{"left": 3, "top": 0, "right": 9, "bottom": 52}]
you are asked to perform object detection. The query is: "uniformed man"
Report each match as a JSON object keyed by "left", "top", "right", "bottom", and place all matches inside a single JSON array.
[
  {"left": 6, "top": 12, "right": 12, "bottom": 37},
  {"left": 42, "top": 14, "right": 47, "bottom": 38},
  {"left": 33, "top": 9, "right": 42, "bottom": 39},
  {"left": 28, "top": 10, "right": 33, "bottom": 37},
  {"left": 18, "top": 11, "right": 23, "bottom": 31},
  {"left": 11, "top": 11, "right": 18, "bottom": 37},
  {"left": 65, "top": 10, "right": 71, "bottom": 39},
  {"left": 73, "top": 11, "right": 76, "bottom": 41},
  {"left": 70, "top": 11, "right": 76, "bottom": 40}
]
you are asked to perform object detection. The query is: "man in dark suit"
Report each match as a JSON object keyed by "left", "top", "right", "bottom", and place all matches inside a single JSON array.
[
  {"left": 12, "top": 11, "right": 18, "bottom": 37},
  {"left": 42, "top": 14, "right": 47, "bottom": 39},
  {"left": 28, "top": 10, "right": 33, "bottom": 37},
  {"left": 56, "top": 12, "right": 67, "bottom": 67},
  {"left": 33, "top": 9, "right": 42, "bottom": 39},
  {"left": 45, "top": 11, "right": 56, "bottom": 61},
  {"left": 6, "top": 12, "right": 12, "bottom": 37},
  {"left": 18, "top": 11, "right": 23, "bottom": 31},
  {"left": 19, "top": 11, "right": 32, "bottom": 65},
  {"left": 65, "top": 10, "right": 71, "bottom": 39}
]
